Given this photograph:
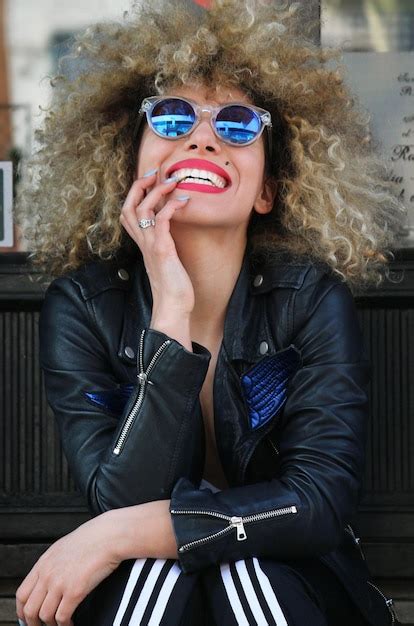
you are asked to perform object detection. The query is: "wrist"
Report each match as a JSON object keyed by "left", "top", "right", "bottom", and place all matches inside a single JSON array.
[
  {"left": 150, "top": 314, "right": 192, "bottom": 351},
  {"left": 100, "top": 509, "right": 128, "bottom": 561},
  {"left": 108, "top": 501, "right": 178, "bottom": 562}
]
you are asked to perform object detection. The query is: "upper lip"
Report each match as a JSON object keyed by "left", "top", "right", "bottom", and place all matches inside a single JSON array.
[{"left": 166, "top": 159, "right": 232, "bottom": 185}]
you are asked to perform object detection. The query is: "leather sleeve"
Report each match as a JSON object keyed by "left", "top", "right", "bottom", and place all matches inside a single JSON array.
[
  {"left": 40, "top": 277, "right": 211, "bottom": 515},
  {"left": 170, "top": 280, "right": 371, "bottom": 573}
]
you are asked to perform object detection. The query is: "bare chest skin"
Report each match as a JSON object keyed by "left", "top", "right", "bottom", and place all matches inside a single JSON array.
[{"left": 197, "top": 337, "right": 230, "bottom": 490}]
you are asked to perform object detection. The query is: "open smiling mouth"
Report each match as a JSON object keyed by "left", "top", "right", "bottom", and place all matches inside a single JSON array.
[{"left": 173, "top": 168, "right": 229, "bottom": 194}]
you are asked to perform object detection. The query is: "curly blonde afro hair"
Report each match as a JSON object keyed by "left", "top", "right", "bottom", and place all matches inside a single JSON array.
[{"left": 17, "top": 0, "right": 407, "bottom": 292}]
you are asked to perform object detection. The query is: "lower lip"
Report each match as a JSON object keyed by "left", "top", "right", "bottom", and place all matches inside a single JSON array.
[{"left": 176, "top": 181, "right": 228, "bottom": 194}]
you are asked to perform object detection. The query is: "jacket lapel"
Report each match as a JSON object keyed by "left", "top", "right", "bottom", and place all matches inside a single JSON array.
[{"left": 216, "top": 248, "right": 311, "bottom": 485}]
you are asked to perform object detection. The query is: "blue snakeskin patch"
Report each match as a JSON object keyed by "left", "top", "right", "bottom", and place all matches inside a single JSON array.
[
  {"left": 84, "top": 383, "right": 134, "bottom": 417},
  {"left": 241, "top": 345, "right": 302, "bottom": 430}
]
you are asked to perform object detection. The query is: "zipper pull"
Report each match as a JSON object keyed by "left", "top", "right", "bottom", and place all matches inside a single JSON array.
[
  {"left": 386, "top": 598, "right": 397, "bottom": 623},
  {"left": 137, "top": 372, "right": 154, "bottom": 386},
  {"left": 347, "top": 524, "right": 365, "bottom": 560},
  {"left": 230, "top": 516, "right": 247, "bottom": 541}
]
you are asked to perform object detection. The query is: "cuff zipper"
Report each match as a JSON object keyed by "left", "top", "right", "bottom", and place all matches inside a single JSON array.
[
  {"left": 170, "top": 505, "right": 298, "bottom": 552},
  {"left": 113, "top": 329, "right": 171, "bottom": 455},
  {"left": 367, "top": 580, "right": 397, "bottom": 624}
]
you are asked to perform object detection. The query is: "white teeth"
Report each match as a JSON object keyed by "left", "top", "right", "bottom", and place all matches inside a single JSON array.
[
  {"left": 181, "top": 177, "right": 214, "bottom": 186},
  {"left": 171, "top": 168, "right": 227, "bottom": 188}
]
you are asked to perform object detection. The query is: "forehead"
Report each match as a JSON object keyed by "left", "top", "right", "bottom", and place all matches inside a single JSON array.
[{"left": 165, "top": 83, "right": 252, "bottom": 106}]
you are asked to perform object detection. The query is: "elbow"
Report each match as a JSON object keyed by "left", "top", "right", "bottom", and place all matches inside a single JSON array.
[
  {"left": 87, "top": 474, "right": 129, "bottom": 516},
  {"left": 308, "top": 517, "right": 343, "bottom": 556},
  {"left": 298, "top": 489, "right": 351, "bottom": 557},
  {"left": 88, "top": 474, "right": 172, "bottom": 515}
]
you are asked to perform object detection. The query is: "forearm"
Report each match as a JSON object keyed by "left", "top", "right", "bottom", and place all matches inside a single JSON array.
[
  {"left": 150, "top": 311, "right": 192, "bottom": 352},
  {"left": 109, "top": 499, "right": 179, "bottom": 561},
  {"left": 92, "top": 328, "right": 210, "bottom": 511}
]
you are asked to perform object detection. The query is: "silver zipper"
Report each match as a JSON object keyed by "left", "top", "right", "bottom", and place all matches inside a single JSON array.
[
  {"left": 367, "top": 580, "right": 396, "bottom": 623},
  {"left": 267, "top": 437, "right": 280, "bottom": 456},
  {"left": 113, "top": 329, "right": 171, "bottom": 455},
  {"left": 170, "top": 505, "right": 298, "bottom": 552},
  {"left": 345, "top": 524, "right": 365, "bottom": 560}
]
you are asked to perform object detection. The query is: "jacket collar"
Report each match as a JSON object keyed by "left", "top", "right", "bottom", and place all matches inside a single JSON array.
[
  {"left": 222, "top": 248, "right": 310, "bottom": 362},
  {"left": 117, "top": 248, "right": 312, "bottom": 365}
]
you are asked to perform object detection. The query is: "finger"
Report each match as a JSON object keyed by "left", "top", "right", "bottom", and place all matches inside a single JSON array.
[
  {"left": 121, "top": 174, "right": 176, "bottom": 226},
  {"left": 22, "top": 581, "right": 47, "bottom": 626},
  {"left": 121, "top": 194, "right": 187, "bottom": 249},
  {"left": 119, "top": 211, "right": 138, "bottom": 244},
  {"left": 38, "top": 589, "right": 62, "bottom": 626},
  {"left": 16, "top": 571, "right": 39, "bottom": 621},
  {"left": 136, "top": 176, "right": 180, "bottom": 217},
  {"left": 153, "top": 196, "right": 190, "bottom": 237},
  {"left": 122, "top": 170, "right": 159, "bottom": 214},
  {"left": 54, "top": 593, "right": 78, "bottom": 626},
  {"left": 123, "top": 177, "right": 179, "bottom": 231}
]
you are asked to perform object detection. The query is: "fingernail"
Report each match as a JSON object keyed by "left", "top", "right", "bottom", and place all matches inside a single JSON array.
[
  {"left": 18, "top": 619, "right": 26, "bottom": 626},
  {"left": 163, "top": 175, "right": 178, "bottom": 183},
  {"left": 176, "top": 195, "right": 190, "bottom": 201},
  {"left": 143, "top": 167, "right": 158, "bottom": 177}
]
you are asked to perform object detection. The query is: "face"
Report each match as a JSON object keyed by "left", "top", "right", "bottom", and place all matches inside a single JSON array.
[{"left": 135, "top": 83, "right": 275, "bottom": 231}]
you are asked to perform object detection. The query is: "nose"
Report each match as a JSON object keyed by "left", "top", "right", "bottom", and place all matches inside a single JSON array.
[{"left": 182, "top": 118, "right": 222, "bottom": 154}]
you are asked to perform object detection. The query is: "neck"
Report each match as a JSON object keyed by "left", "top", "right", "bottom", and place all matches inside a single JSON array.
[{"left": 170, "top": 223, "right": 248, "bottom": 339}]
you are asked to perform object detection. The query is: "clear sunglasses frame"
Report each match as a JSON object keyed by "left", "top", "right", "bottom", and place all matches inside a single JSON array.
[{"left": 134, "top": 95, "right": 273, "bottom": 154}]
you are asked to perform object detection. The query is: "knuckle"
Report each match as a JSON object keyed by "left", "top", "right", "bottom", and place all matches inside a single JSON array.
[
  {"left": 121, "top": 203, "right": 133, "bottom": 216},
  {"left": 16, "top": 589, "right": 26, "bottom": 603},
  {"left": 155, "top": 211, "right": 169, "bottom": 222},
  {"left": 68, "top": 586, "right": 83, "bottom": 601},
  {"left": 131, "top": 179, "right": 142, "bottom": 191},
  {"left": 39, "top": 609, "right": 53, "bottom": 622},
  {"left": 55, "top": 609, "right": 69, "bottom": 622},
  {"left": 23, "top": 606, "right": 37, "bottom": 620}
]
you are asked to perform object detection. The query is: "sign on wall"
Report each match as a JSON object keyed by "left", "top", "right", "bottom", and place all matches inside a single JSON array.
[
  {"left": 341, "top": 52, "right": 414, "bottom": 244},
  {"left": 322, "top": 0, "right": 414, "bottom": 246}
]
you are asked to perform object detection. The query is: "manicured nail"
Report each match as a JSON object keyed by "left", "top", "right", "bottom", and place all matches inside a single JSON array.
[
  {"left": 143, "top": 167, "right": 158, "bottom": 177},
  {"left": 18, "top": 619, "right": 26, "bottom": 626},
  {"left": 176, "top": 195, "right": 190, "bottom": 201},
  {"left": 163, "top": 175, "right": 178, "bottom": 183}
]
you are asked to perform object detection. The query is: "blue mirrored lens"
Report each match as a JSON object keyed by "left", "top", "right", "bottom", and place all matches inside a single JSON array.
[
  {"left": 150, "top": 99, "right": 196, "bottom": 137},
  {"left": 216, "top": 105, "right": 260, "bottom": 144}
]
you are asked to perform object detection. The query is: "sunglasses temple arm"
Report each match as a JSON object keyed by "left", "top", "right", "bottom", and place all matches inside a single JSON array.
[
  {"left": 266, "top": 127, "right": 273, "bottom": 171},
  {"left": 132, "top": 111, "right": 145, "bottom": 147}
]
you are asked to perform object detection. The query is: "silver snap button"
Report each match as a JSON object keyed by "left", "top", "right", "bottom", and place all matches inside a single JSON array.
[
  {"left": 118, "top": 269, "right": 129, "bottom": 281},
  {"left": 124, "top": 346, "right": 135, "bottom": 359},
  {"left": 259, "top": 341, "right": 269, "bottom": 355},
  {"left": 253, "top": 274, "right": 263, "bottom": 287}
]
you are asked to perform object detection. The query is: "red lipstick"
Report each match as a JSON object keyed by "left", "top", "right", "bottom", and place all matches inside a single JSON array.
[{"left": 166, "top": 158, "right": 231, "bottom": 194}]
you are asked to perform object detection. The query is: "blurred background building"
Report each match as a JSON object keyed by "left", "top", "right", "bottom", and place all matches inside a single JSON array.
[{"left": 0, "top": 0, "right": 131, "bottom": 250}]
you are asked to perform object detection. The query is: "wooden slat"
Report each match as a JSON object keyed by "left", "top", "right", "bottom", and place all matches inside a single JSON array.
[{"left": 0, "top": 306, "right": 79, "bottom": 498}]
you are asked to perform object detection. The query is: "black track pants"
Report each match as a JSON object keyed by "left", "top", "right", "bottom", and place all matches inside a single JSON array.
[{"left": 73, "top": 554, "right": 372, "bottom": 626}]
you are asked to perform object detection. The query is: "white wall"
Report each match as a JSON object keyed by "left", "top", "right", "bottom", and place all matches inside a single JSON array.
[{"left": 5, "top": 0, "right": 133, "bottom": 151}]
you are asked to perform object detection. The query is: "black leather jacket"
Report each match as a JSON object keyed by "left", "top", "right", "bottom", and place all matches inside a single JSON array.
[{"left": 40, "top": 248, "right": 395, "bottom": 626}]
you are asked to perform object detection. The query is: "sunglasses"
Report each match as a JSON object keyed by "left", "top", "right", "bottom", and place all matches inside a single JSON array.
[{"left": 134, "top": 95, "right": 273, "bottom": 153}]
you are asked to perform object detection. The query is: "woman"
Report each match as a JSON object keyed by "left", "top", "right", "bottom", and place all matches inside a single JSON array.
[{"left": 15, "top": 1, "right": 406, "bottom": 624}]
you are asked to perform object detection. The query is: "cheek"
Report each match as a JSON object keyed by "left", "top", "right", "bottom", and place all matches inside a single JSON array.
[
  {"left": 238, "top": 149, "right": 265, "bottom": 190},
  {"left": 135, "top": 129, "right": 169, "bottom": 177}
]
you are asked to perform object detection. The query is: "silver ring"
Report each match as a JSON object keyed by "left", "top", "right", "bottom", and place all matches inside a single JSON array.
[{"left": 138, "top": 218, "right": 156, "bottom": 229}]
